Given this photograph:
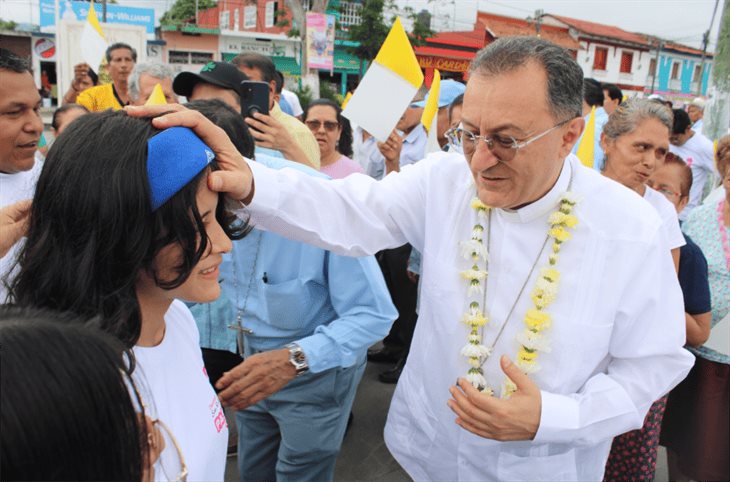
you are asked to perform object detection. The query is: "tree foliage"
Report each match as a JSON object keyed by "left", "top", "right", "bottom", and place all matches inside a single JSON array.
[
  {"left": 345, "top": 0, "right": 434, "bottom": 62},
  {"left": 0, "top": 18, "right": 18, "bottom": 31},
  {"left": 160, "top": 0, "right": 217, "bottom": 26}
]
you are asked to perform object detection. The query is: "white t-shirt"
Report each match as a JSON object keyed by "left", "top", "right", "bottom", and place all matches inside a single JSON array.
[
  {"left": 643, "top": 186, "right": 686, "bottom": 250},
  {"left": 669, "top": 131, "right": 716, "bottom": 220},
  {"left": 133, "top": 300, "right": 227, "bottom": 482},
  {"left": 0, "top": 155, "right": 42, "bottom": 301},
  {"left": 281, "top": 88, "right": 303, "bottom": 117}
]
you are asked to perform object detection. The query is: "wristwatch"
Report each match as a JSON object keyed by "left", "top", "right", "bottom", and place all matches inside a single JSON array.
[{"left": 285, "top": 343, "right": 309, "bottom": 377}]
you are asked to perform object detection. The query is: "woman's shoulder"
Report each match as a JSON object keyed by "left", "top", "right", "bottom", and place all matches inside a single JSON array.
[
  {"left": 164, "top": 300, "right": 200, "bottom": 345},
  {"left": 683, "top": 202, "right": 718, "bottom": 238}
]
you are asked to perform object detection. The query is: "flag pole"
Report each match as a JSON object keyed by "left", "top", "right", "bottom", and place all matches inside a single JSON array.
[{"left": 54, "top": 0, "right": 64, "bottom": 106}]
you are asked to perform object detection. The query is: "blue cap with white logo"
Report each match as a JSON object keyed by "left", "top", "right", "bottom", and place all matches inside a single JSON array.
[{"left": 146, "top": 127, "right": 215, "bottom": 211}]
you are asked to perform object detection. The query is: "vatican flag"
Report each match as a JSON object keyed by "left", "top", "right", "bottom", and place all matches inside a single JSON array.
[
  {"left": 145, "top": 84, "right": 168, "bottom": 106},
  {"left": 342, "top": 17, "right": 424, "bottom": 142},
  {"left": 575, "top": 106, "right": 595, "bottom": 168},
  {"left": 80, "top": 2, "right": 108, "bottom": 72},
  {"left": 421, "top": 70, "right": 441, "bottom": 154}
]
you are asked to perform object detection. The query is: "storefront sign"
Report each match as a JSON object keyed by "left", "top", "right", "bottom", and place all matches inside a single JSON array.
[
  {"left": 40, "top": 0, "right": 155, "bottom": 34},
  {"left": 417, "top": 55, "right": 471, "bottom": 73},
  {"left": 221, "top": 38, "right": 295, "bottom": 58},
  {"left": 33, "top": 38, "right": 56, "bottom": 60},
  {"left": 306, "top": 12, "right": 334, "bottom": 70}
]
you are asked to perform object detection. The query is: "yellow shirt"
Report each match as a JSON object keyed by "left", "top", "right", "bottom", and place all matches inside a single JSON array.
[
  {"left": 270, "top": 102, "right": 320, "bottom": 170},
  {"left": 76, "top": 83, "right": 124, "bottom": 112}
]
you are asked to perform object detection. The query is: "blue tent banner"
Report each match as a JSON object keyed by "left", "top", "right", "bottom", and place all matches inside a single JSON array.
[{"left": 40, "top": 0, "right": 155, "bottom": 34}]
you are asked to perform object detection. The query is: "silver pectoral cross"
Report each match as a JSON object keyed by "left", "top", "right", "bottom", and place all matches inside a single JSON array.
[{"left": 228, "top": 312, "right": 253, "bottom": 356}]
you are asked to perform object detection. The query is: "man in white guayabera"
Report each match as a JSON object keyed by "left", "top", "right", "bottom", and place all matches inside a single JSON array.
[{"left": 131, "top": 36, "right": 694, "bottom": 482}]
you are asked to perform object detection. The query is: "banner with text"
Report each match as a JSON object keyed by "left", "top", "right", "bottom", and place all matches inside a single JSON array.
[
  {"left": 40, "top": 0, "right": 155, "bottom": 34},
  {"left": 306, "top": 12, "right": 335, "bottom": 71}
]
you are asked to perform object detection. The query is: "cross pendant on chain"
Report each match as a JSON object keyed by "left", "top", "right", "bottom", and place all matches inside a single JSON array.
[{"left": 227, "top": 312, "right": 253, "bottom": 357}]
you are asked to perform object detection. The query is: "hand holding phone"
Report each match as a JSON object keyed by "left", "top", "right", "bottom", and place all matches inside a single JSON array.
[{"left": 240, "top": 80, "right": 269, "bottom": 119}]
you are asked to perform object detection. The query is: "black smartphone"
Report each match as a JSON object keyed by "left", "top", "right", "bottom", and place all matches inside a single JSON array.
[{"left": 240, "top": 80, "right": 269, "bottom": 119}]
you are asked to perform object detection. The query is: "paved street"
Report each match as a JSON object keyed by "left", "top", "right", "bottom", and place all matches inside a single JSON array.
[{"left": 224, "top": 355, "right": 669, "bottom": 482}]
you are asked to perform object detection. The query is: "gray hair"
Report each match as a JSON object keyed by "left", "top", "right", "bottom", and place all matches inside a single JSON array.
[
  {"left": 603, "top": 98, "right": 673, "bottom": 141},
  {"left": 127, "top": 63, "right": 177, "bottom": 102},
  {"left": 469, "top": 36, "right": 583, "bottom": 121}
]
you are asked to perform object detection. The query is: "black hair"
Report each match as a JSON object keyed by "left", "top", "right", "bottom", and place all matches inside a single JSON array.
[
  {"left": 449, "top": 93, "right": 464, "bottom": 122},
  {"left": 274, "top": 70, "right": 285, "bottom": 94},
  {"left": 88, "top": 67, "right": 99, "bottom": 85},
  {"left": 0, "top": 47, "right": 31, "bottom": 73},
  {"left": 106, "top": 42, "right": 137, "bottom": 63},
  {"left": 51, "top": 103, "right": 89, "bottom": 131},
  {"left": 0, "top": 307, "right": 146, "bottom": 481},
  {"left": 672, "top": 108, "right": 692, "bottom": 134},
  {"left": 8, "top": 111, "right": 248, "bottom": 348},
  {"left": 304, "top": 98, "right": 354, "bottom": 158},
  {"left": 583, "top": 78, "right": 604, "bottom": 107},
  {"left": 185, "top": 99, "right": 256, "bottom": 158},
  {"left": 602, "top": 83, "right": 623, "bottom": 103},
  {"left": 231, "top": 52, "right": 276, "bottom": 84}
]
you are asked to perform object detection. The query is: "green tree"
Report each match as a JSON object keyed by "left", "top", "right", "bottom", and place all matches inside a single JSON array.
[
  {"left": 345, "top": 0, "right": 434, "bottom": 66},
  {"left": 160, "top": 0, "right": 217, "bottom": 26},
  {"left": 0, "top": 18, "right": 18, "bottom": 31}
]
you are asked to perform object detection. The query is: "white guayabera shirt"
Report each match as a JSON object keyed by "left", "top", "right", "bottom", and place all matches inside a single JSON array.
[{"left": 244, "top": 152, "right": 694, "bottom": 481}]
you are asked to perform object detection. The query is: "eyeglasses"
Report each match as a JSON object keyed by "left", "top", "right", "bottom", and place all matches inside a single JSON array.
[
  {"left": 305, "top": 120, "right": 339, "bottom": 132},
  {"left": 152, "top": 418, "right": 189, "bottom": 482},
  {"left": 445, "top": 118, "right": 574, "bottom": 162}
]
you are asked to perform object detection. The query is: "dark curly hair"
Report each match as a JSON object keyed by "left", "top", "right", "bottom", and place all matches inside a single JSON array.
[{"left": 8, "top": 110, "right": 249, "bottom": 348}]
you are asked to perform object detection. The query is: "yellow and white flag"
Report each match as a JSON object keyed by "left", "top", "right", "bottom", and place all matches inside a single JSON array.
[
  {"left": 575, "top": 106, "right": 595, "bottom": 168},
  {"left": 342, "top": 17, "right": 424, "bottom": 142},
  {"left": 145, "top": 83, "right": 168, "bottom": 106},
  {"left": 80, "top": 2, "right": 108, "bottom": 72},
  {"left": 421, "top": 70, "right": 441, "bottom": 154}
]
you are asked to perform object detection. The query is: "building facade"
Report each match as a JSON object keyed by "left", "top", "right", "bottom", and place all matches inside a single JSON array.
[{"left": 644, "top": 39, "right": 713, "bottom": 101}]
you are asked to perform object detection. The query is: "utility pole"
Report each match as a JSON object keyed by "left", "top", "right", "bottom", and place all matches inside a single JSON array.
[
  {"left": 697, "top": 0, "right": 721, "bottom": 95},
  {"left": 703, "top": 0, "right": 729, "bottom": 141},
  {"left": 102, "top": 0, "right": 107, "bottom": 22},
  {"left": 650, "top": 37, "right": 663, "bottom": 95},
  {"left": 532, "top": 9, "right": 544, "bottom": 37},
  {"left": 195, "top": 0, "right": 199, "bottom": 25}
]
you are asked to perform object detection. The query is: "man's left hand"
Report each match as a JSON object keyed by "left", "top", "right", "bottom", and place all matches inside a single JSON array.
[
  {"left": 447, "top": 355, "right": 542, "bottom": 441},
  {"left": 216, "top": 349, "right": 297, "bottom": 410}
]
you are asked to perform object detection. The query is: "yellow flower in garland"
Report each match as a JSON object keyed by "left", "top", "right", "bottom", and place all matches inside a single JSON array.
[
  {"left": 524, "top": 308, "right": 552, "bottom": 331},
  {"left": 462, "top": 310, "right": 488, "bottom": 327},
  {"left": 517, "top": 346, "right": 538, "bottom": 362},
  {"left": 548, "top": 211, "right": 579, "bottom": 228},
  {"left": 471, "top": 198, "right": 490, "bottom": 211},
  {"left": 540, "top": 267, "right": 560, "bottom": 283},
  {"left": 549, "top": 226, "right": 572, "bottom": 243}
]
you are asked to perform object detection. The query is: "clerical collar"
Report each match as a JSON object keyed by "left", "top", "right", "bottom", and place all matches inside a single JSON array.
[{"left": 499, "top": 156, "right": 573, "bottom": 224}]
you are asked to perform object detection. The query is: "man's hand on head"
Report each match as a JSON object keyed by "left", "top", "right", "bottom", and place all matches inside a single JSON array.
[
  {"left": 125, "top": 104, "right": 256, "bottom": 204},
  {"left": 447, "top": 355, "right": 542, "bottom": 441}
]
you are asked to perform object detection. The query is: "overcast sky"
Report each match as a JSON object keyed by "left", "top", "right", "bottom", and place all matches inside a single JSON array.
[{"left": 0, "top": 0, "right": 723, "bottom": 51}]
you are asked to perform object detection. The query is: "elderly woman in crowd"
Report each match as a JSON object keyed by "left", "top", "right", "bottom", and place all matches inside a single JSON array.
[
  {"left": 661, "top": 135, "right": 730, "bottom": 482},
  {"left": 303, "top": 99, "right": 363, "bottom": 179},
  {"left": 599, "top": 98, "right": 686, "bottom": 481}
]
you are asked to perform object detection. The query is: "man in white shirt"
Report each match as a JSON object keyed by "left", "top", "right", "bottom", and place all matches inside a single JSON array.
[
  {"left": 133, "top": 36, "right": 693, "bottom": 481},
  {"left": 687, "top": 97, "right": 705, "bottom": 133},
  {"left": 670, "top": 108, "right": 717, "bottom": 221},
  {"left": 0, "top": 48, "right": 43, "bottom": 300}
]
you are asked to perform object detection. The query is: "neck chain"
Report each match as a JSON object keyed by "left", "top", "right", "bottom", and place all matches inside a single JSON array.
[{"left": 228, "top": 230, "right": 263, "bottom": 355}]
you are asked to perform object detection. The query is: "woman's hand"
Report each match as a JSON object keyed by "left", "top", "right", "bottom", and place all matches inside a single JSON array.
[{"left": 125, "top": 104, "right": 256, "bottom": 203}]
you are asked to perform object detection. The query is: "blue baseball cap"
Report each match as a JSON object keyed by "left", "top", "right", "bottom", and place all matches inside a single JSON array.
[
  {"left": 146, "top": 127, "right": 215, "bottom": 211},
  {"left": 411, "top": 79, "right": 466, "bottom": 109}
]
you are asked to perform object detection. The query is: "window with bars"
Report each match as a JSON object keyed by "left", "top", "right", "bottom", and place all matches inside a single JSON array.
[
  {"left": 692, "top": 64, "right": 702, "bottom": 82},
  {"left": 649, "top": 58, "right": 657, "bottom": 76},
  {"left": 339, "top": 1, "right": 362, "bottom": 26},
  {"left": 169, "top": 51, "right": 214, "bottom": 64},
  {"left": 671, "top": 62, "right": 680, "bottom": 80},
  {"left": 619, "top": 51, "right": 633, "bottom": 73},
  {"left": 593, "top": 47, "right": 608, "bottom": 70},
  {"left": 220, "top": 10, "right": 230, "bottom": 29}
]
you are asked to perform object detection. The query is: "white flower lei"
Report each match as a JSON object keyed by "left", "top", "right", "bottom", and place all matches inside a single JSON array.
[{"left": 459, "top": 193, "right": 579, "bottom": 398}]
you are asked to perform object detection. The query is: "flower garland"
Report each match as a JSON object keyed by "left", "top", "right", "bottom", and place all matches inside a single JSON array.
[{"left": 459, "top": 192, "right": 579, "bottom": 398}]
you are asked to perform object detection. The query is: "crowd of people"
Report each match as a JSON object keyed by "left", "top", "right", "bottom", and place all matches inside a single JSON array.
[{"left": 0, "top": 34, "right": 728, "bottom": 482}]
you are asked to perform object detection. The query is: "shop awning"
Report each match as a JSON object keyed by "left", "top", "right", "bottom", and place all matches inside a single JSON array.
[{"left": 327, "top": 49, "right": 362, "bottom": 73}]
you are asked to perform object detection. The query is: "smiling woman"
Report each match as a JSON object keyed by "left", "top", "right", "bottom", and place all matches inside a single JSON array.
[{"left": 9, "top": 110, "right": 249, "bottom": 482}]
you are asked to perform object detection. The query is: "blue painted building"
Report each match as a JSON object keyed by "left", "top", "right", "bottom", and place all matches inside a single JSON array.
[{"left": 646, "top": 41, "right": 713, "bottom": 100}]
